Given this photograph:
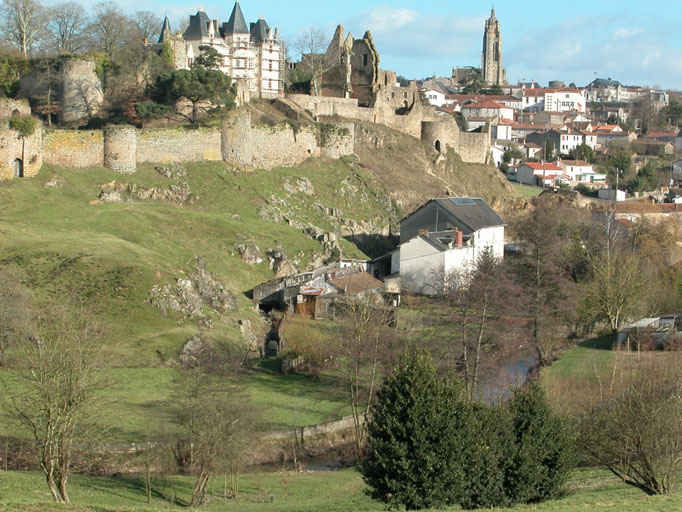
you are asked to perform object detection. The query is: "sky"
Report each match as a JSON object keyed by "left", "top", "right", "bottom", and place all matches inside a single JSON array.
[{"left": 45, "top": 0, "right": 682, "bottom": 89}]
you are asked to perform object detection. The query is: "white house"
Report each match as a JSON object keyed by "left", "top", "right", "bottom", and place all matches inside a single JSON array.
[
  {"left": 423, "top": 89, "right": 447, "bottom": 107},
  {"left": 544, "top": 87, "right": 587, "bottom": 113},
  {"left": 517, "top": 162, "right": 564, "bottom": 186},
  {"left": 492, "top": 119, "right": 513, "bottom": 140},
  {"left": 462, "top": 99, "right": 514, "bottom": 121},
  {"left": 398, "top": 198, "right": 506, "bottom": 295},
  {"left": 557, "top": 160, "right": 607, "bottom": 186},
  {"left": 490, "top": 144, "right": 506, "bottom": 168}
]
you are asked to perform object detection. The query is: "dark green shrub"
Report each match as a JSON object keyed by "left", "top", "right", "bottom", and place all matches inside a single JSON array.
[
  {"left": 505, "top": 382, "right": 576, "bottom": 503},
  {"left": 360, "top": 352, "right": 465, "bottom": 510},
  {"left": 9, "top": 116, "right": 36, "bottom": 137}
]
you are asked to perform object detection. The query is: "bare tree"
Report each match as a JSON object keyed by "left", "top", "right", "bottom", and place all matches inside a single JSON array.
[
  {"left": 449, "top": 248, "right": 522, "bottom": 399},
  {"left": 1, "top": 305, "right": 106, "bottom": 503},
  {"left": 132, "top": 10, "right": 160, "bottom": 44},
  {"left": 175, "top": 365, "right": 256, "bottom": 508},
  {"left": 337, "top": 297, "right": 395, "bottom": 455},
  {"left": 0, "top": 267, "right": 31, "bottom": 366},
  {"left": 0, "top": 0, "right": 48, "bottom": 56},
  {"left": 47, "top": 1, "right": 89, "bottom": 53},
  {"left": 90, "top": 2, "right": 133, "bottom": 58},
  {"left": 581, "top": 370, "right": 682, "bottom": 495},
  {"left": 294, "top": 27, "right": 328, "bottom": 96},
  {"left": 510, "top": 199, "right": 579, "bottom": 365}
]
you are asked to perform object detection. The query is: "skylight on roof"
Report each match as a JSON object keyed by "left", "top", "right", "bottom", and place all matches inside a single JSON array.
[{"left": 449, "top": 198, "right": 477, "bottom": 206}]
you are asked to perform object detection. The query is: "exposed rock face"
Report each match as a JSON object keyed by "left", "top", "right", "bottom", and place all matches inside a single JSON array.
[
  {"left": 154, "top": 163, "right": 187, "bottom": 179},
  {"left": 238, "top": 319, "right": 259, "bottom": 353},
  {"left": 283, "top": 177, "right": 315, "bottom": 196},
  {"left": 236, "top": 242, "right": 263, "bottom": 265},
  {"left": 98, "top": 181, "right": 192, "bottom": 204},
  {"left": 267, "top": 249, "right": 298, "bottom": 278},
  {"left": 99, "top": 190, "right": 122, "bottom": 203},
  {"left": 148, "top": 257, "right": 238, "bottom": 318},
  {"left": 179, "top": 335, "right": 204, "bottom": 365}
]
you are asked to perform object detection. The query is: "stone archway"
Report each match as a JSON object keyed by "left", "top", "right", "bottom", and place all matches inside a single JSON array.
[
  {"left": 435, "top": 140, "right": 441, "bottom": 152},
  {"left": 13, "top": 158, "right": 22, "bottom": 178}
]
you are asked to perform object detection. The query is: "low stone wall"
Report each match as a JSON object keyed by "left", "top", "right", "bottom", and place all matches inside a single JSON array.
[
  {"left": 43, "top": 129, "right": 103, "bottom": 168},
  {"left": 137, "top": 127, "right": 222, "bottom": 163}
]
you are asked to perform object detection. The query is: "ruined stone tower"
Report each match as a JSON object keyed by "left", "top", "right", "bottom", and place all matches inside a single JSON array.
[{"left": 481, "top": 8, "right": 506, "bottom": 86}]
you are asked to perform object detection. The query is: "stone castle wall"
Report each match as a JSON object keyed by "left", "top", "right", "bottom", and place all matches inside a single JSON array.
[
  {"left": 221, "top": 109, "right": 354, "bottom": 169},
  {"left": 43, "top": 130, "right": 104, "bottom": 168},
  {"left": 103, "top": 125, "right": 137, "bottom": 173},
  {"left": 42, "top": 114, "right": 353, "bottom": 172},
  {"left": 60, "top": 58, "right": 103, "bottom": 124},
  {"left": 137, "top": 128, "right": 222, "bottom": 163},
  {"left": 0, "top": 121, "right": 42, "bottom": 180}
]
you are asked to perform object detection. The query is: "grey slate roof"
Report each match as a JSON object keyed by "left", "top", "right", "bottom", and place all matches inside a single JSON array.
[
  {"left": 158, "top": 16, "right": 171, "bottom": 44},
  {"left": 435, "top": 198, "right": 506, "bottom": 233},
  {"left": 250, "top": 18, "right": 269, "bottom": 41},
  {"left": 183, "top": 10, "right": 210, "bottom": 40},
  {"left": 224, "top": 1, "right": 249, "bottom": 35}
]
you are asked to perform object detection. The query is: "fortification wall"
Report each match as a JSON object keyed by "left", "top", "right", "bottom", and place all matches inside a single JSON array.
[
  {"left": 43, "top": 129, "right": 103, "bottom": 168},
  {"left": 0, "top": 121, "right": 42, "bottom": 180},
  {"left": 456, "top": 131, "right": 492, "bottom": 164},
  {"left": 137, "top": 128, "right": 222, "bottom": 163},
  {"left": 60, "top": 58, "right": 103, "bottom": 124},
  {"left": 222, "top": 109, "right": 354, "bottom": 169},
  {"left": 103, "top": 125, "right": 136, "bottom": 173}
]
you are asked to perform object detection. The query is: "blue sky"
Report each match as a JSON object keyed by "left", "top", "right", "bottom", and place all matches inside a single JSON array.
[{"left": 51, "top": 0, "right": 682, "bottom": 89}]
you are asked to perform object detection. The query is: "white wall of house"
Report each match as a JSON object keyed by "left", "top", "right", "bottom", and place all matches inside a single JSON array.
[
  {"left": 424, "top": 90, "right": 446, "bottom": 107},
  {"left": 400, "top": 237, "right": 447, "bottom": 295},
  {"left": 492, "top": 123, "right": 512, "bottom": 140},
  {"left": 559, "top": 132, "right": 584, "bottom": 154},
  {"left": 545, "top": 90, "right": 587, "bottom": 113}
]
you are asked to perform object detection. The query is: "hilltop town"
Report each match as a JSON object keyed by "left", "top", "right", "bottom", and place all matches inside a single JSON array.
[{"left": 1, "top": 1, "right": 682, "bottom": 511}]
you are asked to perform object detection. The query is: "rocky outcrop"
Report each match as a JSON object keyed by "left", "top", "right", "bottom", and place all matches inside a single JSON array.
[
  {"left": 154, "top": 163, "right": 187, "bottom": 179},
  {"left": 98, "top": 181, "right": 192, "bottom": 204},
  {"left": 148, "top": 257, "right": 238, "bottom": 318},
  {"left": 236, "top": 241, "right": 264, "bottom": 265}
]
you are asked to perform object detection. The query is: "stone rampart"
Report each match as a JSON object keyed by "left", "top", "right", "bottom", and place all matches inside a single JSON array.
[
  {"left": 43, "top": 129, "right": 103, "bottom": 168},
  {"left": 457, "top": 131, "right": 492, "bottom": 165},
  {"left": 137, "top": 128, "right": 222, "bottom": 163},
  {"left": 222, "top": 109, "right": 354, "bottom": 169},
  {"left": 0, "top": 120, "right": 42, "bottom": 180},
  {"left": 103, "top": 125, "right": 136, "bottom": 173}
]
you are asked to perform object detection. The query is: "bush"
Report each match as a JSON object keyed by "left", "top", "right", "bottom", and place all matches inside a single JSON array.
[
  {"left": 506, "top": 383, "right": 576, "bottom": 503},
  {"left": 362, "top": 361, "right": 576, "bottom": 510},
  {"left": 360, "top": 352, "right": 465, "bottom": 510},
  {"left": 9, "top": 115, "right": 36, "bottom": 137}
]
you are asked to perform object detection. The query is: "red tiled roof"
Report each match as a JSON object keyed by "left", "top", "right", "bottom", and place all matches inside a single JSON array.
[
  {"left": 524, "top": 162, "right": 563, "bottom": 171},
  {"left": 643, "top": 131, "right": 677, "bottom": 139},
  {"left": 462, "top": 99, "right": 510, "bottom": 109},
  {"left": 558, "top": 160, "right": 593, "bottom": 167}
]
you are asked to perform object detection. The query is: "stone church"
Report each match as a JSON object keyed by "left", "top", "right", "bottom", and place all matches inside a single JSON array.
[
  {"left": 160, "top": 0, "right": 284, "bottom": 98},
  {"left": 481, "top": 8, "right": 506, "bottom": 86}
]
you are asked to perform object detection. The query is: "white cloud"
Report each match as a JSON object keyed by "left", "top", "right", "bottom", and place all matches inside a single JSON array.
[
  {"left": 507, "top": 16, "right": 682, "bottom": 88},
  {"left": 346, "top": 6, "right": 485, "bottom": 59}
]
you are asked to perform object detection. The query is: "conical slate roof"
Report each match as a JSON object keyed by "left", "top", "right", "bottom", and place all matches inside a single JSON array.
[
  {"left": 183, "top": 10, "right": 210, "bottom": 39},
  {"left": 250, "top": 17, "right": 269, "bottom": 41},
  {"left": 224, "top": 1, "right": 249, "bottom": 34},
  {"left": 158, "top": 16, "right": 171, "bottom": 43}
]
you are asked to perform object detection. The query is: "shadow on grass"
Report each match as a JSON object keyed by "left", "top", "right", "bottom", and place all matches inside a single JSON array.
[
  {"left": 579, "top": 335, "right": 615, "bottom": 351},
  {"left": 80, "top": 474, "right": 189, "bottom": 507}
]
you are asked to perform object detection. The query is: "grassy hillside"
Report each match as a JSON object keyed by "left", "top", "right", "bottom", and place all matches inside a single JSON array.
[
  {"left": 1, "top": 467, "right": 680, "bottom": 511},
  {"left": 0, "top": 121, "right": 516, "bottom": 440}
]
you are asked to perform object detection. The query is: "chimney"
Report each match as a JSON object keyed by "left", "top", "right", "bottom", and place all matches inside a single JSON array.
[
  {"left": 453, "top": 227, "right": 463, "bottom": 246},
  {"left": 274, "top": 28, "right": 279, "bottom": 40},
  {"left": 419, "top": 229, "right": 429, "bottom": 235}
]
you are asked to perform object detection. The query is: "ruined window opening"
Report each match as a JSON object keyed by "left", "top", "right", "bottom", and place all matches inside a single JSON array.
[
  {"left": 13, "top": 158, "right": 23, "bottom": 178},
  {"left": 363, "top": 53, "right": 368, "bottom": 66},
  {"left": 435, "top": 140, "right": 441, "bottom": 152}
]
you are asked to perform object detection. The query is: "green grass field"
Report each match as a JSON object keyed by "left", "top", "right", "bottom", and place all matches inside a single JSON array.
[
  {"left": 1, "top": 467, "right": 681, "bottom": 511},
  {"left": 511, "top": 183, "right": 543, "bottom": 198}
]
